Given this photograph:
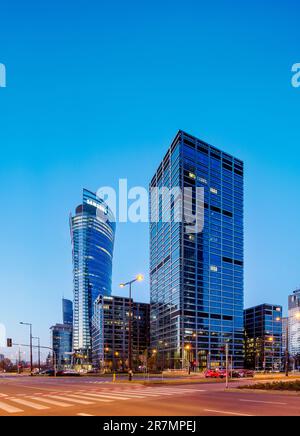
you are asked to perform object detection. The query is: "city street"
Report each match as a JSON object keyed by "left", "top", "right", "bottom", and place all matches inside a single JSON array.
[{"left": 0, "top": 376, "right": 299, "bottom": 416}]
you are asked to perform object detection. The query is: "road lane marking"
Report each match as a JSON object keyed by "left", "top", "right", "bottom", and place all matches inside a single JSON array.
[
  {"left": 78, "top": 392, "right": 130, "bottom": 401},
  {"left": 239, "top": 399, "right": 287, "bottom": 405},
  {"left": 46, "top": 395, "right": 95, "bottom": 405},
  {"left": 63, "top": 394, "right": 113, "bottom": 403},
  {"left": 104, "top": 390, "right": 155, "bottom": 397},
  {"left": 0, "top": 393, "right": 8, "bottom": 397},
  {"left": 29, "top": 397, "right": 73, "bottom": 407},
  {"left": 0, "top": 400, "right": 23, "bottom": 413},
  {"left": 10, "top": 398, "right": 49, "bottom": 410},
  {"left": 204, "top": 409, "right": 254, "bottom": 416},
  {"left": 77, "top": 413, "right": 94, "bottom": 416}
]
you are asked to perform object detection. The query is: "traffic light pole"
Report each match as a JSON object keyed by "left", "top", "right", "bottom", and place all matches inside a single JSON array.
[
  {"left": 12, "top": 342, "right": 57, "bottom": 376},
  {"left": 225, "top": 343, "right": 229, "bottom": 389}
]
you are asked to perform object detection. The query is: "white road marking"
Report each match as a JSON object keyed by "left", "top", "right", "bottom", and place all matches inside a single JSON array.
[
  {"left": 46, "top": 395, "right": 95, "bottom": 405},
  {"left": 239, "top": 399, "right": 287, "bottom": 405},
  {"left": 29, "top": 397, "right": 73, "bottom": 407},
  {"left": 10, "top": 398, "right": 49, "bottom": 410},
  {"left": 78, "top": 392, "right": 130, "bottom": 401},
  {"left": 204, "top": 409, "right": 254, "bottom": 416},
  {"left": 156, "top": 388, "right": 206, "bottom": 393},
  {"left": 0, "top": 400, "right": 23, "bottom": 413},
  {"left": 77, "top": 413, "right": 94, "bottom": 416},
  {"left": 63, "top": 394, "right": 113, "bottom": 403},
  {"left": 153, "top": 388, "right": 206, "bottom": 394},
  {"left": 104, "top": 390, "right": 154, "bottom": 398},
  {"left": 0, "top": 393, "right": 8, "bottom": 398}
]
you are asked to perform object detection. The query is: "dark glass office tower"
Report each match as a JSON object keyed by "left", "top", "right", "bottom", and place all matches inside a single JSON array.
[
  {"left": 70, "top": 189, "right": 115, "bottom": 363},
  {"left": 92, "top": 295, "right": 150, "bottom": 370},
  {"left": 244, "top": 304, "right": 282, "bottom": 371},
  {"left": 62, "top": 298, "right": 73, "bottom": 325},
  {"left": 150, "top": 130, "right": 244, "bottom": 369},
  {"left": 50, "top": 323, "right": 73, "bottom": 367}
]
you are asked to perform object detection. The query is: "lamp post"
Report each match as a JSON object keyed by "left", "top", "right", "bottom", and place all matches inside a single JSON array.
[
  {"left": 20, "top": 322, "right": 33, "bottom": 375},
  {"left": 120, "top": 274, "right": 144, "bottom": 381},
  {"left": 185, "top": 344, "right": 192, "bottom": 374},
  {"left": 32, "top": 336, "right": 41, "bottom": 373},
  {"left": 285, "top": 321, "right": 289, "bottom": 376}
]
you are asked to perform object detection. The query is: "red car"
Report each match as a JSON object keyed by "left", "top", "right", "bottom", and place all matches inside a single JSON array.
[{"left": 204, "top": 369, "right": 227, "bottom": 379}]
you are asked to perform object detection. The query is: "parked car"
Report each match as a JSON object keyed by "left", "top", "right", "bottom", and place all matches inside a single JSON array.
[
  {"left": 204, "top": 368, "right": 229, "bottom": 379},
  {"left": 56, "top": 370, "right": 80, "bottom": 377},
  {"left": 232, "top": 369, "right": 254, "bottom": 378},
  {"left": 218, "top": 369, "right": 229, "bottom": 379},
  {"left": 39, "top": 369, "right": 55, "bottom": 376}
]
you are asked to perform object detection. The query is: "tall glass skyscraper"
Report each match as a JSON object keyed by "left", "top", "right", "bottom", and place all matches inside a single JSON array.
[
  {"left": 150, "top": 130, "right": 244, "bottom": 369},
  {"left": 70, "top": 189, "right": 115, "bottom": 362}
]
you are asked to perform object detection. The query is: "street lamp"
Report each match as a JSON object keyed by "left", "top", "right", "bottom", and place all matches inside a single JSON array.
[
  {"left": 32, "top": 336, "right": 41, "bottom": 373},
  {"left": 120, "top": 274, "right": 144, "bottom": 381},
  {"left": 20, "top": 322, "right": 33, "bottom": 376},
  {"left": 185, "top": 344, "right": 192, "bottom": 374}
]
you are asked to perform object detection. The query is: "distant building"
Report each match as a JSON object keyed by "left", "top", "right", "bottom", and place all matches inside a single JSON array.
[
  {"left": 288, "top": 289, "right": 300, "bottom": 358},
  {"left": 92, "top": 295, "right": 150, "bottom": 370},
  {"left": 50, "top": 323, "right": 73, "bottom": 367},
  {"left": 0, "top": 354, "right": 4, "bottom": 362},
  {"left": 70, "top": 189, "right": 116, "bottom": 363},
  {"left": 62, "top": 298, "right": 73, "bottom": 325},
  {"left": 244, "top": 304, "right": 282, "bottom": 371}
]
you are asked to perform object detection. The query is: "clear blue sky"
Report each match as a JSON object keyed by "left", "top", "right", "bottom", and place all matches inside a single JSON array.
[{"left": 0, "top": 0, "right": 299, "bottom": 359}]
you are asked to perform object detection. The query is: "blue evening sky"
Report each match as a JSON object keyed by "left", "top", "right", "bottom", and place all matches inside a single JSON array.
[{"left": 0, "top": 0, "right": 299, "bottom": 358}]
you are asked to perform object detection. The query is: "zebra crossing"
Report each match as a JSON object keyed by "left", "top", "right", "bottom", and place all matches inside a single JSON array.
[{"left": 0, "top": 386, "right": 206, "bottom": 414}]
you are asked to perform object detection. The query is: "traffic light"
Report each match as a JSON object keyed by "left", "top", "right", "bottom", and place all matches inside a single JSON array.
[{"left": 7, "top": 338, "right": 12, "bottom": 347}]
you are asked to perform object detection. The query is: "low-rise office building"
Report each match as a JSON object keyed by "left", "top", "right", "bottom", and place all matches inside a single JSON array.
[
  {"left": 244, "top": 304, "right": 282, "bottom": 371},
  {"left": 92, "top": 295, "right": 150, "bottom": 370}
]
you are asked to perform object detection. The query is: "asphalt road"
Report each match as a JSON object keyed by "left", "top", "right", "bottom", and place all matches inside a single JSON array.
[{"left": 0, "top": 375, "right": 299, "bottom": 416}]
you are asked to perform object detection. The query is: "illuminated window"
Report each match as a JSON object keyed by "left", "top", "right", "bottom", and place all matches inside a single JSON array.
[
  {"left": 210, "top": 188, "right": 218, "bottom": 194},
  {"left": 210, "top": 265, "right": 218, "bottom": 272},
  {"left": 189, "top": 172, "right": 196, "bottom": 180}
]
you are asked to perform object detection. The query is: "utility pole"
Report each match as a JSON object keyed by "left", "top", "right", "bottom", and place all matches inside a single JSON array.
[
  {"left": 225, "top": 343, "right": 229, "bottom": 389},
  {"left": 119, "top": 274, "right": 144, "bottom": 381},
  {"left": 20, "top": 322, "right": 33, "bottom": 375},
  {"left": 285, "top": 321, "right": 289, "bottom": 377},
  {"left": 33, "top": 337, "right": 41, "bottom": 373}
]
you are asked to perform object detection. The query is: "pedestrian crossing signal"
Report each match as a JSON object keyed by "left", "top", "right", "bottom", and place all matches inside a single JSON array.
[{"left": 7, "top": 338, "right": 12, "bottom": 347}]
